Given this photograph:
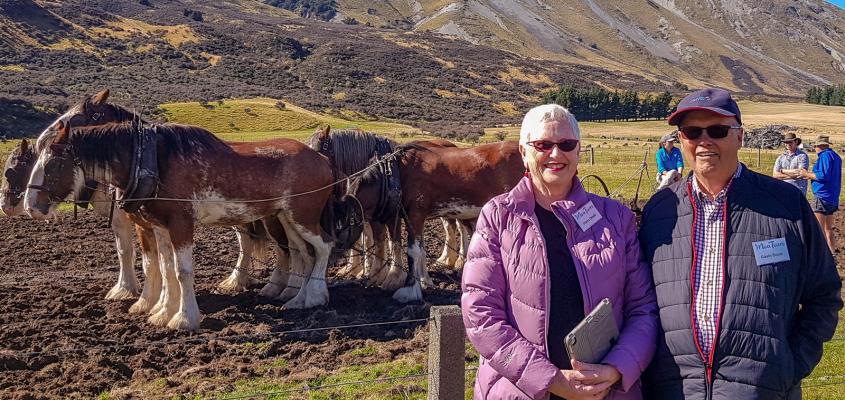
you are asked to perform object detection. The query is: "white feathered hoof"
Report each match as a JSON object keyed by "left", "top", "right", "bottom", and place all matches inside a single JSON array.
[
  {"left": 393, "top": 282, "right": 423, "bottom": 303},
  {"left": 281, "top": 293, "right": 308, "bottom": 310},
  {"left": 434, "top": 254, "right": 453, "bottom": 268},
  {"left": 147, "top": 308, "right": 174, "bottom": 327},
  {"left": 167, "top": 310, "right": 201, "bottom": 331},
  {"left": 277, "top": 286, "right": 299, "bottom": 302},
  {"left": 454, "top": 257, "right": 466, "bottom": 271},
  {"left": 380, "top": 268, "right": 407, "bottom": 291},
  {"left": 105, "top": 283, "right": 141, "bottom": 301},
  {"left": 258, "top": 282, "right": 283, "bottom": 298},
  {"left": 303, "top": 279, "right": 329, "bottom": 309},
  {"left": 129, "top": 297, "right": 154, "bottom": 314},
  {"left": 217, "top": 274, "right": 250, "bottom": 293},
  {"left": 337, "top": 262, "right": 361, "bottom": 277}
]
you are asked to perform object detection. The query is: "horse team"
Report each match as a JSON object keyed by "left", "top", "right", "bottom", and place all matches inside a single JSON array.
[{"left": 0, "top": 89, "right": 523, "bottom": 331}]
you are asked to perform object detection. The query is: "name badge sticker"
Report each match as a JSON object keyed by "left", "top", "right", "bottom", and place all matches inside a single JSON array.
[
  {"left": 752, "top": 238, "right": 791, "bottom": 266},
  {"left": 573, "top": 201, "right": 602, "bottom": 232}
]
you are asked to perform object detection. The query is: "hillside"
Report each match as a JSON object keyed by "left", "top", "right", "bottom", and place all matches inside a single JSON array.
[
  {"left": 334, "top": 0, "right": 845, "bottom": 96},
  {"left": 0, "top": 0, "right": 667, "bottom": 138}
]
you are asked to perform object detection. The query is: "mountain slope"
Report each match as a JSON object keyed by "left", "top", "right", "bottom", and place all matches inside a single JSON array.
[
  {"left": 0, "top": 0, "right": 669, "bottom": 138},
  {"left": 334, "top": 0, "right": 845, "bottom": 96}
]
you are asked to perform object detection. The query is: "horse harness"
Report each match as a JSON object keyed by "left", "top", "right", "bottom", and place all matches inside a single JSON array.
[
  {"left": 371, "top": 137, "right": 403, "bottom": 227},
  {"left": 27, "top": 122, "right": 160, "bottom": 214},
  {"left": 120, "top": 124, "right": 159, "bottom": 213}
]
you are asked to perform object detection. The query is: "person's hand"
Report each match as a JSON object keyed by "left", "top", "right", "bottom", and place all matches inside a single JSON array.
[
  {"left": 797, "top": 168, "right": 809, "bottom": 179},
  {"left": 571, "top": 359, "right": 622, "bottom": 397},
  {"left": 548, "top": 366, "right": 615, "bottom": 400}
]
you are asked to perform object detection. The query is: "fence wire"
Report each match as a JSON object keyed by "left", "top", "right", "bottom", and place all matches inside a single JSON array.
[{"left": 6, "top": 317, "right": 431, "bottom": 358}]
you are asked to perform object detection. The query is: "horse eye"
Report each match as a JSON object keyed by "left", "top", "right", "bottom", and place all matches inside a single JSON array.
[{"left": 4, "top": 170, "right": 14, "bottom": 180}]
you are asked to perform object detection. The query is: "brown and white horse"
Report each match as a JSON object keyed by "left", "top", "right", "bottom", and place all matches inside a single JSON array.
[
  {"left": 25, "top": 121, "right": 336, "bottom": 330},
  {"left": 9, "top": 90, "right": 280, "bottom": 309},
  {"left": 309, "top": 130, "right": 524, "bottom": 301}
]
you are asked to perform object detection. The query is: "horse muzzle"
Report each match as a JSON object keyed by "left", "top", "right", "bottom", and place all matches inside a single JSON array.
[{"left": 24, "top": 190, "right": 55, "bottom": 220}]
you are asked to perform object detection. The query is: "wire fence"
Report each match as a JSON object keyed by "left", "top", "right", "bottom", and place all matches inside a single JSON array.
[{"left": 5, "top": 317, "right": 431, "bottom": 358}]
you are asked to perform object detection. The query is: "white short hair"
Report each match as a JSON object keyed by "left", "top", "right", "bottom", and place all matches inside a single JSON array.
[{"left": 519, "top": 104, "right": 581, "bottom": 145}]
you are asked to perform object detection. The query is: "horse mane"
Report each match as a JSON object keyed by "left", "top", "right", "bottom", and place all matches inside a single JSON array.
[
  {"left": 36, "top": 101, "right": 145, "bottom": 153},
  {"left": 307, "top": 129, "right": 397, "bottom": 177},
  {"left": 68, "top": 122, "right": 232, "bottom": 168}
]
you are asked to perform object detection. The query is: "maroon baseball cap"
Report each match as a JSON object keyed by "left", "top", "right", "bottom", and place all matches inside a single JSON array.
[{"left": 667, "top": 88, "right": 742, "bottom": 126}]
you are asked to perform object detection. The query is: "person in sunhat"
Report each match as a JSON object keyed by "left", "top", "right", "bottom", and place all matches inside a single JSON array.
[
  {"left": 799, "top": 135, "right": 842, "bottom": 250},
  {"left": 638, "top": 88, "right": 841, "bottom": 400},
  {"left": 656, "top": 132, "right": 684, "bottom": 183},
  {"left": 772, "top": 132, "right": 810, "bottom": 195}
]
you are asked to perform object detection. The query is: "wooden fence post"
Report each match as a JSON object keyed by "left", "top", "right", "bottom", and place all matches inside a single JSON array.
[
  {"left": 590, "top": 147, "right": 595, "bottom": 165},
  {"left": 757, "top": 146, "right": 761, "bottom": 168},
  {"left": 428, "top": 305, "right": 464, "bottom": 400}
]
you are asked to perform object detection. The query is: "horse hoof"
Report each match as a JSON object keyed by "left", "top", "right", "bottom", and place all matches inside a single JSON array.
[
  {"left": 303, "top": 280, "right": 329, "bottom": 308},
  {"left": 393, "top": 283, "right": 423, "bottom": 303},
  {"left": 217, "top": 276, "right": 248, "bottom": 293},
  {"left": 258, "top": 282, "right": 282, "bottom": 298},
  {"left": 282, "top": 296, "right": 307, "bottom": 310},
  {"left": 105, "top": 284, "right": 140, "bottom": 301},
  {"left": 167, "top": 311, "right": 200, "bottom": 331},
  {"left": 147, "top": 309, "right": 173, "bottom": 327},
  {"left": 380, "top": 269, "right": 407, "bottom": 291},
  {"left": 277, "top": 287, "right": 298, "bottom": 302},
  {"left": 129, "top": 298, "right": 153, "bottom": 314}
]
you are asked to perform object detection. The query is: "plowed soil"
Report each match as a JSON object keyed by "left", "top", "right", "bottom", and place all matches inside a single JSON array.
[
  {"left": 2, "top": 210, "right": 843, "bottom": 399},
  {"left": 0, "top": 212, "right": 462, "bottom": 399}
]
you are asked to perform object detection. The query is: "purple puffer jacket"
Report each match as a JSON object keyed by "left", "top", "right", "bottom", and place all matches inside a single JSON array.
[{"left": 462, "top": 176, "right": 658, "bottom": 400}]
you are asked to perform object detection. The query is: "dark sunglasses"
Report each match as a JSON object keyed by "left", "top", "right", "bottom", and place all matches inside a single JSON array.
[
  {"left": 678, "top": 125, "right": 741, "bottom": 140},
  {"left": 526, "top": 139, "right": 579, "bottom": 152}
]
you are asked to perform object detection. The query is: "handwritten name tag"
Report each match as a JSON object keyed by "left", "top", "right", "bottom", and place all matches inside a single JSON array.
[
  {"left": 752, "top": 238, "right": 790, "bottom": 266},
  {"left": 573, "top": 201, "right": 602, "bottom": 232}
]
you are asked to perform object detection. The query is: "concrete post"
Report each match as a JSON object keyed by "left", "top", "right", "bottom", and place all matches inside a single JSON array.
[{"left": 428, "top": 305, "right": 465, "bottom": 400}]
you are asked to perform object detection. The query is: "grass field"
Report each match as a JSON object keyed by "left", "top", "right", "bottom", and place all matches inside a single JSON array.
[
  {"left": 485, "top": 101, "right": 845, "bottom": 141},
  {"left": 6, "top": 99, "right": 845, "bottom": 398}
]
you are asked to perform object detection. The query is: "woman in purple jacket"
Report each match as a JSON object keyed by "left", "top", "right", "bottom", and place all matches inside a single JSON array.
[{"left": 461, "top": 104, "right": 658, "bottom": 400}]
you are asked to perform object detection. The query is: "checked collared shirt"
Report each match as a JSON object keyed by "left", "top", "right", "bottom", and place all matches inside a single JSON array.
[{"left": 690, "top": 164, "right": 743, "bottom": 359}]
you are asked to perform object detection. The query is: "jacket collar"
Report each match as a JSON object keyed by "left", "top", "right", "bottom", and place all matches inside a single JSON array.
[
  {"left": 503, "top": 175, "right": 591, "bottom": 221},
  {"left": 677, "top": 163, "right": 753, "bottom": 204}
]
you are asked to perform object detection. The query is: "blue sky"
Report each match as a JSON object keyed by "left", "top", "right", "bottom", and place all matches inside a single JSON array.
[{"left": 828, "top": 0, "right": 845, "bottom": 9}]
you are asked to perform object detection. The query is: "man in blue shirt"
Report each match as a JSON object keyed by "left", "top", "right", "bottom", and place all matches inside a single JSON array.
[
  {"left": 800, "top": 135, "right": 842, "bottom": 250},
  {"left": 656, "top": 132, "right": 684, "bottom": 184}
]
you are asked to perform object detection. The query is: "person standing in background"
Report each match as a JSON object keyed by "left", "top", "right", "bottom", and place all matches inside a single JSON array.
[
  {"left": 772, "top": 133, "right": 809, "bottom": 195},
  {"left": 656, "top": 132, "right": 684, "bottom": 183},
  {"left": 799, "top": 135, "right": 842, "bottom": 251}
]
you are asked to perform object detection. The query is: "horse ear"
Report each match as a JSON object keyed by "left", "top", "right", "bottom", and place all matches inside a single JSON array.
[
  {"left": 92, "top": 89, "right": 110, "bottom": 105},
  {"left": 19, "top": 138, "right": 28, "bottom": 152},
  {"left": 55, "top": 120, "right": 70, "bottom": 144},
  {"left": 321, "top": 125, "right": 331, "bottom": 139}
]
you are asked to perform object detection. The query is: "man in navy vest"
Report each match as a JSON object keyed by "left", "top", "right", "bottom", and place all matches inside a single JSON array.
[{"left": 639, "top": 88, "right": 842, "bottom": 400}]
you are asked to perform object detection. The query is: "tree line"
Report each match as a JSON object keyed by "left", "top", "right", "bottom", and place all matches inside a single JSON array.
[
  {"left": 806, "top": 84, "right": 845, "bottom": 106},
  {"left": 541, "top": 85, "right": 674, "bottom": 122}
]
